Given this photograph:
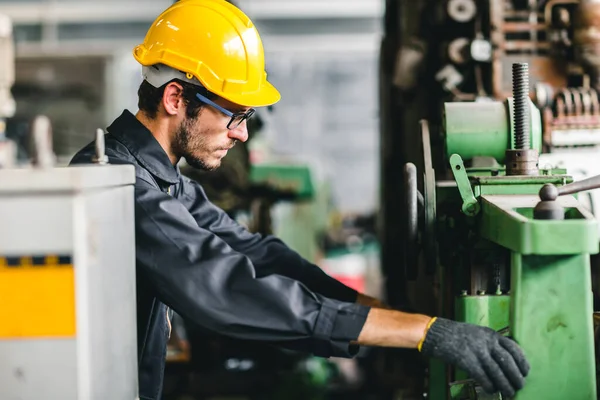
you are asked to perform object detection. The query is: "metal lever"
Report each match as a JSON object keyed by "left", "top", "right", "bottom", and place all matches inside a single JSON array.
[
  {"left": 535, "top": 173, "right": 600, "bottom": 220},
  {"left": 547, "top": 174, "right": 600, "bottom": 199},
  {"left": 449, "top": 153, "right": 480, "bottom": 216}
]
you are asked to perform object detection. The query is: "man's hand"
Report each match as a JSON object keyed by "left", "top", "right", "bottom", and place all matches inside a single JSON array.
[
  {"left": 421, "top": 318, "right": 530, "bottom": 397},
  {"left": 354, "top": 309, "right": 530, "bottom": 398}
]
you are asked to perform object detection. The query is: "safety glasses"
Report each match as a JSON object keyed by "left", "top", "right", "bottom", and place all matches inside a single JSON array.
[{"left": 195, "top": 92, "right": 255, "bottom": 130}]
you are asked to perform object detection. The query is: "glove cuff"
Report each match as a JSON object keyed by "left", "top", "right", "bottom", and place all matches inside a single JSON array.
[
  {"left": 419, "top": 317, "right": 456, "bottom": 354},
  {"left": 417, "top": 316, "right": 438, "bottom": 352}
]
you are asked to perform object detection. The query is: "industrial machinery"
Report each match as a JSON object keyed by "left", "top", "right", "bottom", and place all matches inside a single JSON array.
[
  {"left": 0, "top": 115, "right": 138, "bottom": 398},
  {"left": 379, "top": 1, "right": 600, "bottom": 397},
  {"left": 381, "top": 0, "right": 600, "bottom": 301},
  {"left": 403, "top": 62, "right": 599, "bottom": 399},
  {"left": 380, "top": 0, "right": 600, "bottom": 400}
]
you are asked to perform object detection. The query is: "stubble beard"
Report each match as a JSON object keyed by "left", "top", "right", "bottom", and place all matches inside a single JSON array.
[{"left": 174, "top": 116, "right": 221, "bottom": 172}]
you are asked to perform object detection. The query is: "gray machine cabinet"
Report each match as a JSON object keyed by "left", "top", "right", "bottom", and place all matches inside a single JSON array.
[{"left": 0, "top": 164, "right": 138, "bottom": 400}]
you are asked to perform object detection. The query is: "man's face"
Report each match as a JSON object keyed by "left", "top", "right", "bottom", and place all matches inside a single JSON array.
[{"left": 174, "top": 97, "right": 249, "bottom": 171}]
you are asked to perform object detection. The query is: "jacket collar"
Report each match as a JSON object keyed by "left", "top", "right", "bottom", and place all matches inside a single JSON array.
[{"left": 107, "top": 110, "right": 180, "bottom": 184}]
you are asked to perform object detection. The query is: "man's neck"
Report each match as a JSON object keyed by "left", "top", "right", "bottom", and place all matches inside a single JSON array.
[{"left": 135, "top": 110, "right": 179, "bottom": 166}]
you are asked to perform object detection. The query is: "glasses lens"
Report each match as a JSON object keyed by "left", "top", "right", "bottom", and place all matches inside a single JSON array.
[{"left": 228, "top": 109, "right": 255, "bottom": 129}]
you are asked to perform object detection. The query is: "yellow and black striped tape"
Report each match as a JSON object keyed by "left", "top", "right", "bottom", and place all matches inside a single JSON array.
[
  {"left": 0, "top": 254, "right": 72, "bottom": 269},
  {"left": 0, "top": 254, "right": 75, "bottom": 338}
]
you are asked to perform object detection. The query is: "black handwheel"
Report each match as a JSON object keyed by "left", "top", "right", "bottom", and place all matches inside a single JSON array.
[{"left": 404, "top": 162, "right": 420, "bottom": 280}]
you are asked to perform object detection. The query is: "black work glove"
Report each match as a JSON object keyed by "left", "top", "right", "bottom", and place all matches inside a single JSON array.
[{"left": 421, "top": 317, "right": 530, "bottom": 397}]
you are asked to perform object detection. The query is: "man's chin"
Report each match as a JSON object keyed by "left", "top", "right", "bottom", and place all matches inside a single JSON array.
[{"left": 184, "top": 156, "right": 221, "bottom": 171}]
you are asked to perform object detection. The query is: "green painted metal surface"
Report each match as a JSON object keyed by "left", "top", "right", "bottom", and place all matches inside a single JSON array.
[
  {"left": 511, "top": 253, "right": 596, "bottom": 400},
  {"left": 450, "top": 295, "right": 511, "bottom": 399},
  {"left": 449, "top": 154, "right": 480, "bottom": 216},
  {"left": 250, "top": 163, "right": 315, "bottom": 199},
  {"left": 429, "top": 358, "right": 449, "bottom": 400},
  {"left": 272, "top": 180, "right": 330, "bottom": 264},
  {"left": 444, "top": 99, "right": 542, "bottom": 163},
  {"left": 474, "top": 176, "right": 571, "bottom": 186},
  {"left": 479, "top": 196, "right": 599, "bottom": 255},
  {"left": 435, "top": 98, "right": 598, "bottom": 400},
  {"left": 455, "top": 294, "right": 510, "bottom": 331}
]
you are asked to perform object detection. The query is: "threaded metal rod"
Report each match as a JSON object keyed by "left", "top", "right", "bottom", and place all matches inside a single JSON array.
[{"left": 512, "top": 63, "right": 530, "bottom": 149}]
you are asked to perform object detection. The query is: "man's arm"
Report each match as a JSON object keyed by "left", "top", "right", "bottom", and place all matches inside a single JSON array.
[
  {"left": 179, "top": 177, "right": 359, "bottom": 302},
  {"left": 355, "top": 308, "right": 430, "bottom": 347},
  {"left": 135, "top": 178, "right": 369, "bottom": 358}
]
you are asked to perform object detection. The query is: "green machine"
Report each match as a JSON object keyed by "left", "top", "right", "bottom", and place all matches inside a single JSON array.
[{"left": 405, "top": 63, "right": 600, "bottom": 399}]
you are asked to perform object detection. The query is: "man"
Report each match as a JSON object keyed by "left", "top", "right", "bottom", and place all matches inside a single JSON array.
[{"left": 70, "top": 1, "right": 530, "bottom": 399}]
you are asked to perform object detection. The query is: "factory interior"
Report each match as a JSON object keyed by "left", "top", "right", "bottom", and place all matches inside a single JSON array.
[{"left": 4, "top": 0, "right": 600, "bottom": 399}]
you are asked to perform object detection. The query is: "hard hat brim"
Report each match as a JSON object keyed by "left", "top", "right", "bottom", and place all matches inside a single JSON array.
[{"left": 223, "top": 79, "right": 281, "bottom": 108}]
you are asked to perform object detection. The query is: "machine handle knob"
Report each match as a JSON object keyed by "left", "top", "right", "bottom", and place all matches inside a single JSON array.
[{"left": 539, "top": 174, "right": 600, "bottom": 201}]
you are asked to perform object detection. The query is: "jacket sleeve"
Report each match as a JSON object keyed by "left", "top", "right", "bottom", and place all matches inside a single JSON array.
[
  {"left": 136, "top": 178, "right": 370, "bottom": 358},
  {"left": 179, "top": 177, "right": 359, "bottom": 303}
]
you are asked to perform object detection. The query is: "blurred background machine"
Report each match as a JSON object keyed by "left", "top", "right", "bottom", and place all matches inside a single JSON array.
[
  {"left": 0, "top": 15, "right": 138, "bottom": 398},
  {"left": 0, "top": 11, "right": 16, "bottom": 167},
  {"left": 379, "top": 0, "right": 600, "bottom": 398}
]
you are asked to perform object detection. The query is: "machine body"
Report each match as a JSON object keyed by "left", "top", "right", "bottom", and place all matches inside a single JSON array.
[
  {"left": 0, "top": 163, "right": 138, "bottom": 400},
  {"left": 406, "top": 71, "right": 600, "bottom": 397}
]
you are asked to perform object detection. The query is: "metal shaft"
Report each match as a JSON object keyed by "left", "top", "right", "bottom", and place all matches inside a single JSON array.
[
  {"left": 92, "top": 128, "right": 109, "bottom": 164},
  {"left": 558, "top": 174, "right": 600, "bottom": 196},
  {"left": 538, "top": 173, "right": 600, "bottom": 203},
  {"left": 512, "top": 63, "right": 530, "bottom": 149}
]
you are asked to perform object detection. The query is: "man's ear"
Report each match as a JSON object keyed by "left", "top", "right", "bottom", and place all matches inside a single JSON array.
[{"left": 162, "top": 81, "right": 185, "bottom": 116}]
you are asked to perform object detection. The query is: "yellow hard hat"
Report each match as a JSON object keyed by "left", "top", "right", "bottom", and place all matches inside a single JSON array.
[{"left": 133, "top": 0, "right": 280, "bottom": 108}]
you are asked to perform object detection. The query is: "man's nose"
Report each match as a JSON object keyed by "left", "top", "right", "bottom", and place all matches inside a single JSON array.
[{"left": 228, "top": 122, "right": 249, "bottom": 143}]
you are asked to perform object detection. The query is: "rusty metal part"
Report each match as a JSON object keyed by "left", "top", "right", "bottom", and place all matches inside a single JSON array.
[
  {"left": 490, "top": 0, "right": 505, "bottom": 98},
  {"left": 503, "top": 22, "right": 546, "bottom": 33},
  {"left": 556, "top": 97, "right": 566, "bottom": 119},
  {"left": 505, "top": 149, "right": 539, "bottom": 176},
  {"left": 559, "top": 88, "right": 574, "bottom": 115},
  {"left": 502, "top": 41, "right": 551, "bottom": 52},
  {"left": 574, "top": 0, "right": 600, "bottom": 86},
  {"left": 489, "top": 0, "right": 568, "bottom": 99},
  {"left": 573, "top": 88, "right": 583, "bottom": 116},
  {"left": 544, "top": 0, "right": 579, "bottom": 27},
  {"left": 504, "top": 10, "right": 542, "bottom": 19},
  {"left": 490, "top": 0, "right": 569, "bottom": 100},
  {"left": 591, "top": 89, "right": 600, "bottom": 114}
]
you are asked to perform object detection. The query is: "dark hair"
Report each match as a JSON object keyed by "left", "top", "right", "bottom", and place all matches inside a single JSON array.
[{"left": 137, "top": 79, "right": 217, "bottom": 120}]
